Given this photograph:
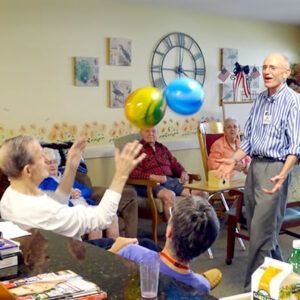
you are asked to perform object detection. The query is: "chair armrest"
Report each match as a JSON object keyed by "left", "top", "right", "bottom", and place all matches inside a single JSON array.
[
  {"left": 287, "top": 201, "right": 300, "bottom": 208},
  {"left": 126, "top": 178, "right": 159, "bottom": 187},
  {"left": 188, "top": 173, "right": 201, "bottom": 183},
  {"left": 90, "top": 186, "right": 107, "bottom": 204},
  {"left": 126, "top": 178, "right": 160, "bottom": 215}
]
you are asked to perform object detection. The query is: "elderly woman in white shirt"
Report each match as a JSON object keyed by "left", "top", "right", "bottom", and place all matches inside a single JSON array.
[{"left": 0, "top": 135, "right": 145, "bottom": 241}]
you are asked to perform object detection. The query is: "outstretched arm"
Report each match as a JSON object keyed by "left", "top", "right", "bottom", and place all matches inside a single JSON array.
[
  {"left": 216, "top": 148, "right": 247, "bottom": 179},
  {"left": 58, "top": 137, "right": 86, "bottom": 195}
]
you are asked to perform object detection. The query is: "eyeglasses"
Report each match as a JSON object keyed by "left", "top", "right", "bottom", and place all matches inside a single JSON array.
[{"left": 262, "top": 65, "right": 288, "bottom": 72}]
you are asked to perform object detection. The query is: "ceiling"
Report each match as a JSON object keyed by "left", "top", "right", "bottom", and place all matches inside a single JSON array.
[{"left": 117, "top": 0, "right": 300, "bottom": 25}]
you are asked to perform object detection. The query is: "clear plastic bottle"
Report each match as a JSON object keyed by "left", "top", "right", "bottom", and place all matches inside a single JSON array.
[{"left": 288, "top": 240, "right": 300, "bottom": 275}]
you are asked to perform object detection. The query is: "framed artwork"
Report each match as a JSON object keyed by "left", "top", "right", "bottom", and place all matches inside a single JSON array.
[
  {"left": 108, "top": 38, "right": 132, "bottom": 66},
  {"left": 220, "top": 48, "right": 238, "bottom": 71},
  {"left": 219, "top": 83, "right": 234, "bottom": 104},
  {"left": 248, "top": 65, "right": 260, "bottom": 89},
  {"left": 74, "top": 57, "right": 99, "bottom": 87},
  {"left": 109, "top": 80, "right": 132, "bottom": 108}
]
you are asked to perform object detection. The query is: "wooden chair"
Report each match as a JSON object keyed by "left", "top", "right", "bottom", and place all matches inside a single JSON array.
[
  {"left": 197, "top": 121, "right": 224, "bottom": 182},
  {"left": 226, "top": 190, "right": 300, "bottom": 265},
  {"left": 113, "top": 133, "right": 201, "bottom": 244},
  {"left": 197, "top": 121, "right": 246, "bottom": 251},
  {"left": 197, "top": 121, "right": 240, "bottom": 211}
]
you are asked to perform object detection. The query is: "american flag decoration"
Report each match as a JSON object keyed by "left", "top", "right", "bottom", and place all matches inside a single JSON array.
[
  {"left": 250, "top": 66, "right": 260, "bottom": 79},
  {"left": 232, "top": 62, "right": 251, "bottom": 101},
  {"left": 218, "top": 68, "right": 230, "bottom": 82}
]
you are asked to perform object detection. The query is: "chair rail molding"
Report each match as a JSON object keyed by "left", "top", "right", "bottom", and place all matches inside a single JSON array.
[{"left": 84, "top": 139, "right": 199, "bottom": 159}]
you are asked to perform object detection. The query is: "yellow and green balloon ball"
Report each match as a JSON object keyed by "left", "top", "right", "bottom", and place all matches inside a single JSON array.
[{"left": 125, "top": 87, "right": 166, "bottom": 128}]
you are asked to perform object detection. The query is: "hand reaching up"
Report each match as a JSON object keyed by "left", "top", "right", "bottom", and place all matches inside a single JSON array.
[
  {"left": 66, "top": 137, "right": 86, "bottom": 171},
  {"left": 110, "top": 141, "right": 146, "bottom": 193}
]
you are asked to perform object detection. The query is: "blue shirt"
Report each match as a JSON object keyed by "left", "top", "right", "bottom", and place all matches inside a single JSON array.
[
  {"left": 117, "top": 244, "right": 210, "bottom": 294},
  {"left": 241, "top": 84, "right": 300, "bottom": 160}
]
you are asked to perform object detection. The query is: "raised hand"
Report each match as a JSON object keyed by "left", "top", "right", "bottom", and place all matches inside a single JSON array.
[
  {"left": 110, "top": 141, "right": 146, "bottom": 194},
  {"left": 66, "top": 137, "right": 86, "bottom": 170},
  {"left": 114, "top": 141, "right": 146, "bottom": 179}
]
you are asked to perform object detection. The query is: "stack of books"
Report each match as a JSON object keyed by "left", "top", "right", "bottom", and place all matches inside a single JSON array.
[
  {"left": 0, "top": 238, "right": 20, "bottom": 270},
  {"left": 0, "top": 270, "right": 107, "bottom": 299}
]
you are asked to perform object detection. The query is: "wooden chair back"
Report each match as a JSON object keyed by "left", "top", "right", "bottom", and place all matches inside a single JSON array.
[{"left": 197, "top": 121, "right": 224, "bottom": 181}]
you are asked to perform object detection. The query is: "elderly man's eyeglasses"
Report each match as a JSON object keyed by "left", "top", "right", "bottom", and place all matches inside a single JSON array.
[{"left": 262, "top": 65, "right": 288, "bottom": 72}]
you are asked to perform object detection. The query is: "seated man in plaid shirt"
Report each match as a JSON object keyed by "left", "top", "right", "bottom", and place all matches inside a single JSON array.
[{"left": 130, "top": 127, "right": 206, "bottom": 220}]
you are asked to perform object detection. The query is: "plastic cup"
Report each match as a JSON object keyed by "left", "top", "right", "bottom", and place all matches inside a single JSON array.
[{"left": 140, "top": 259, "right": 160, "bottom": 298}]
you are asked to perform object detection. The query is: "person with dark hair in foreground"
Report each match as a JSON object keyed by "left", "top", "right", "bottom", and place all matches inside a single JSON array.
[{"left": 109, "top": 197, "right": 221, "bottom": 294}]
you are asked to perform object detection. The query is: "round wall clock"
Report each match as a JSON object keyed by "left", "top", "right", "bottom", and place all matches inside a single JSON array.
[{"left": 150, "top": 32, "right": 206, "bottom": 89}]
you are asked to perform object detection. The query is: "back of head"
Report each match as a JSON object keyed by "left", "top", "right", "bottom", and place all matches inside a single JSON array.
[
  {"left": 0, "top": 135, "right": 36, "bottom": 178},
  {"left": 171, "top": 197, "right": 219, "bottom": 261}
]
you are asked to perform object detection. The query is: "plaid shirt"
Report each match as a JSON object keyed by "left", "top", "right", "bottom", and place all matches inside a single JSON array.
[{"left": 130, "top": 140, "right": 185, "bottom": 180}]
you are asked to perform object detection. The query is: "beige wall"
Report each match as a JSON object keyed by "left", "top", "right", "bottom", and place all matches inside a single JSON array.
[{"left": 1, "top": 0, "right": 300, "bottom": 185}]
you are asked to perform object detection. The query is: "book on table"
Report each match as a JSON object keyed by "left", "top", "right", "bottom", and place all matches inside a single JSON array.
[
  {"left": 0, "top": 270, "right": 107, "bottom": 299},
  {"left": 0, "top": 238, "right": 20, "bottom": 270},
  {"left": 0, "top": 238, "right": 20, "bottom": 256}
]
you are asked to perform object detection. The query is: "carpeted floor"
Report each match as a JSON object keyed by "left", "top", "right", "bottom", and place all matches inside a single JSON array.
[{"left": 137, "top": 219, "right": 299, "bottom": 299}]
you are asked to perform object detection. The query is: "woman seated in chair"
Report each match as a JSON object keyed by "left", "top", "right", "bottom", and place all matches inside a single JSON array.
[
  {"left": 207, "top": 118, "right": 251, "bottom": 180},
  {"left": 39, "top": 148, "right": 119, "bottom": 240}
]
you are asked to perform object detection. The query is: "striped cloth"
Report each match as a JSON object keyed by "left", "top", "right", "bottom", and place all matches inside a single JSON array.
[{"left": 241, "top": 84, "right": 300, "bottom": 160}]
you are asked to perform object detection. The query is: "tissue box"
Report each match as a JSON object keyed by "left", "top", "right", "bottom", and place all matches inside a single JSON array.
[
  {"left": 208, "top": 170, "right": 229, "bottom": 188},
  {"left": 251, "top": 257, "right": 300, "bottom": 300}
]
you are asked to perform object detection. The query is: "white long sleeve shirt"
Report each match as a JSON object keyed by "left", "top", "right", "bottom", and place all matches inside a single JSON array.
[{"left": 0, "top": 186, "right": 120, "bottom": 240}]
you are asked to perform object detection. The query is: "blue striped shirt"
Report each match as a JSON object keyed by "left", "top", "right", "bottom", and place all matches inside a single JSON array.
[{"left": 240, "top": 84, "right": 300, "bottom": 160}]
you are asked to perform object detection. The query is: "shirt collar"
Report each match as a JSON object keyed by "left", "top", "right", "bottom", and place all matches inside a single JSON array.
[{"left": 263, "top": 83, "right": 287, "bottom": 103}]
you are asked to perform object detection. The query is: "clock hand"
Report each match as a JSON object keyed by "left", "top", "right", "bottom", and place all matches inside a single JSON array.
[
  {"left": 181, "top": 69, "right": 194, "bottom": 73},
  {"left": 162, "top": 67, "right": 178, "bottom": 72},
  {"left": 179, "top": 48, "right": 184, "bottom": 66},
  {"left": 178, "top": 47, "right": 182, "bottom": 67}
]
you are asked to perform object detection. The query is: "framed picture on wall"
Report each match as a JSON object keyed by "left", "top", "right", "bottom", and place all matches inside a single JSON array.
[
  {"left": 74, "top": 57, "right": 99, "bottom": 87},
  {"left": 109, "top": 80, "right": 132, "bottom": 108},
  {"left": 220, "top": 48, "right": 238, "bottom": 71},
  {"left": 219, "top": 83, "right": 234, "bottom": 104},
  {"left": 108, "top": 38, "right": 132, "bottom": 66}
]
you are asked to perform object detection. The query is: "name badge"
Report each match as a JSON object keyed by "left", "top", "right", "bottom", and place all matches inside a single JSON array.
[{"left": 263, "top": 111, "right": 272, "bottom": 124}]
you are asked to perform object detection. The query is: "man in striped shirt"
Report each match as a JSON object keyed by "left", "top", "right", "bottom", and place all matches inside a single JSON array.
[{"left": 217, "top": 53, "right": 300, "bottom": 290}]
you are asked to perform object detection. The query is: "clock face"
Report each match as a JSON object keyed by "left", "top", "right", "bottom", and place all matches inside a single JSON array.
[{"left": 150, "top": 32, "right": 206, "bottom": 89}]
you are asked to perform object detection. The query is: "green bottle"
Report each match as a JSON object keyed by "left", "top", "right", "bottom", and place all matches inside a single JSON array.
[{"left": 288, "top": 240, "right": 300, "bottom": 274}]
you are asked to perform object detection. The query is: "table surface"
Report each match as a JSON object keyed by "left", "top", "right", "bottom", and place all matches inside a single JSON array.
[
  {"left": 184, "top": 179, "right": 245, "bottom": 193},
  {"left": 1, "top": 229, "right": 218, "bottom": 300}
]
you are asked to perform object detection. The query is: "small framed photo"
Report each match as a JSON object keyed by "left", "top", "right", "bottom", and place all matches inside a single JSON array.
[
  {"left": 74, "top": 57, "right": 99, "bottom": 87},
  {"left": 108, "top": 38, "right": 132, "bottom": 66},
  {"left": 109, "top": 80, "right": 132, "bottom": 108},
  {"left": 219, "top": 83, "right": 234, "bottom": 104},
  {"left": 220, "top": 48, "right": 238, "bottom": 71}
]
